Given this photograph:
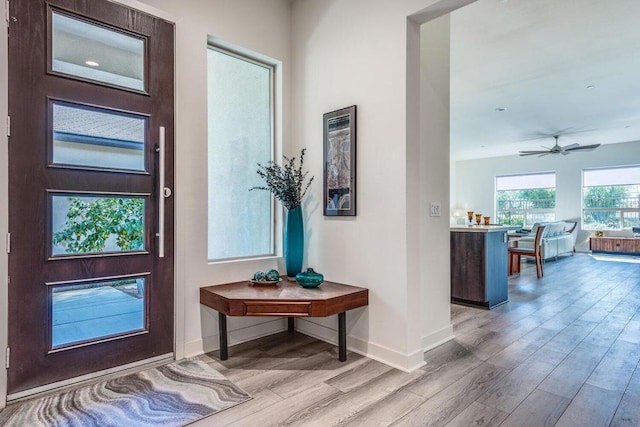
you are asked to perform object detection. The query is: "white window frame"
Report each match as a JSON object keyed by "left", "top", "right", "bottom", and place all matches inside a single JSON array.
[
  {"left": 495, "top": 172, "right": 556, "bottom": 227},
  {"left": 582, "top": 165, "right": 640, "bottom": 231}
]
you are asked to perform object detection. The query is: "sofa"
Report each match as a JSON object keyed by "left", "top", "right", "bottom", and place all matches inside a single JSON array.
[{"left": 516, "top": 221, "right": 577, "bottom": 261}]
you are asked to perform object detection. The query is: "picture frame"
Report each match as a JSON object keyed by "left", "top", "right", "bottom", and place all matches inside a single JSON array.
[{"left": 323, "top": 105, "right": 356, "bottom": 216}]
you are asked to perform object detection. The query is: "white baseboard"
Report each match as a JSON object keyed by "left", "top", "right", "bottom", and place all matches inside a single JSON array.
[
  {"left": 185, "top": 318, "right": 451, "bottom": 373},
  {"left": 421, "top": 324, "right": 455, "bottom": 352},
  {"left": 183, "top": 318, "right": 287, "bottom": 358},
  {"left": 295, "top": 318, "right": 426, "bottom": 372}
]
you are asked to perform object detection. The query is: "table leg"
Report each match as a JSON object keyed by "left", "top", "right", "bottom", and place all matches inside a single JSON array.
[
  {"left": 288, "top": 317, "right": 295, "bottom": 332},
  {"left": 218, "top": 312, "right": 228, "bottom": 361},
  {"left": 338, "top": 312, "right": 346, "bottom": 362}
]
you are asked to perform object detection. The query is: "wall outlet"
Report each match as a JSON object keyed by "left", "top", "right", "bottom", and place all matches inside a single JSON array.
[{"left": 429, "top": 202, "right": 441, "bottom": 217}]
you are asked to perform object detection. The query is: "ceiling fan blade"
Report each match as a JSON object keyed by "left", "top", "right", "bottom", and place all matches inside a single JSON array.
[
  {"left": 565, "top": 144, "right": 601, "bottom": 152},
  {"left": 519, "top": 134, "right": 600, "bottom": 157},
  {"left": 519, "top": 150, "right": 550, "bottom": 156},
  {"left": 519, "top": 127, "right": 590, "bottom": 141}
]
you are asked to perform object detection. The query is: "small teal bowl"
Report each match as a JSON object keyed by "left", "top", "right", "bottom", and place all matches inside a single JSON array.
[{"left": 295, "top": 268, "right": 324, "bottom": 288}]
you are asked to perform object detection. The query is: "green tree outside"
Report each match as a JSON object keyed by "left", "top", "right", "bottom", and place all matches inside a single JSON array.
[
  {"left": 53, "top": 197, "right": 144, "bottom": 254},
  {"left": 583, "top": 185, "right": 632, "bottom": 229},
  {"left": 497, "top": 188, "right": 555, "bottom": 226}
]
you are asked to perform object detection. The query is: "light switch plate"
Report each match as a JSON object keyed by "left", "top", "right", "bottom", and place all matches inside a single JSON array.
[{"left": 430, "top": 202, "right": 441, "bottom": 217}]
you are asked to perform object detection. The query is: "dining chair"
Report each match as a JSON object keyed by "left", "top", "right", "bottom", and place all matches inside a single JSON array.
[{"left": 509, "top": 225, "right": 546, "bottom": 279}]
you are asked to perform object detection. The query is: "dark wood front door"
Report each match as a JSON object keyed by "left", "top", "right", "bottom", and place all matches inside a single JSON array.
[{"left": 7, "top": 0, "right": 174, "bottom": 396}]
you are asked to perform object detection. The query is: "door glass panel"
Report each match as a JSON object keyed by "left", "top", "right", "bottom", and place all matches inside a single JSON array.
[
  {"left": 51, "top": 276, "right": 146, "bottom": 349},
  {"left": 51, "top": 10, "right": 145, "bottom": 91},
  {"left": 52, "top": 102, "right": 146, "bottom": 172},
  {"left": 51, "top": 194, "right": 146, "bottom": 256}
]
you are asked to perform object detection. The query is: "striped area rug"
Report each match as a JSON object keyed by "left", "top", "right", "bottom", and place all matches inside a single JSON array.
[{"left": 0, "top": 359, "right": 251, "bottom": 427}]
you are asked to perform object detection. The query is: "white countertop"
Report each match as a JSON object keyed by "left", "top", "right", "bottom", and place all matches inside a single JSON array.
[{"left": 450, "top": 225, "right": 511, "bottom": 233}]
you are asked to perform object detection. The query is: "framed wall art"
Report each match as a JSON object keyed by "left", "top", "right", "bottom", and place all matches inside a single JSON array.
[{"left": 323, "top": 105, "right": 356, "bottom": 216}]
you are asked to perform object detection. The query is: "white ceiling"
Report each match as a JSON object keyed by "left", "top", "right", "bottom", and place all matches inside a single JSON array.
[{"left": 449, "top": 0, "right": 640, "bottom": 160}]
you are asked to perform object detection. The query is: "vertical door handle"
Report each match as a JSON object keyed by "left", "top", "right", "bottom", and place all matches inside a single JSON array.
[{"left": 157, "top": 126, "right": 171, "bottom": 257}]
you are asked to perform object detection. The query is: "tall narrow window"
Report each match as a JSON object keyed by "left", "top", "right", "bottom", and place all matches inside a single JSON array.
[
  {"left": 207, "top": 46, "right": 274, "bottom": 260},
  {"left": 583, "top": 166, "right": 640, "bottom": 230},
  {"left": 496, "top": 172, "right": 556, "bottom": 227}
]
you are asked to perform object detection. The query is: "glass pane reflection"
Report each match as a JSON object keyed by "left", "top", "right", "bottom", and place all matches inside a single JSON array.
[
  {"left": 52, "top": 102, "right": 146, "bottom": 171},
  {"left": 51, "top": 277, "right": 146, "bottom": 348},
  {"left": 52, "top": 11, "right": 145, "bottom": 91},
  {"left": 51, "top": 194, "right": 146, "bottom": 256}
]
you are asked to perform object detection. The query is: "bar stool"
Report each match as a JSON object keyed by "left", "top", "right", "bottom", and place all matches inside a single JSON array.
[{"left": 509, "top": 225, "right": 546, "bottom": 278}]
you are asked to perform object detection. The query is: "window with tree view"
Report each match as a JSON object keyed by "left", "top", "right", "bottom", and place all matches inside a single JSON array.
[
  {"left": 496, "top": 173, "right": 556, "bottom": 227},
  {"left": 582, "top": 166, "right": 640, "bottom": 230}
]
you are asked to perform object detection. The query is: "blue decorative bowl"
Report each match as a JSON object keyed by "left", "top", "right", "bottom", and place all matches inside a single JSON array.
[
  {"left": 295, "top": 268, "right": 324, "bottom": 288},
  {"left": 265, "top": 269, "right": 280, "bottom": 281}
]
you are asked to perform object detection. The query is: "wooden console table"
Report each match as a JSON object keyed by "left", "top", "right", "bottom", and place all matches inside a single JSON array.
[
  {"left": 590, "top": 236, "right": 640, "bottom": 254},
  {"left": 200, "top": 280, "right": 368, "bottom": 361}
]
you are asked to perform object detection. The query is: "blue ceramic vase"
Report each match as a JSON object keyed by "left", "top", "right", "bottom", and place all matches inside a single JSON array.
[
  {"left": 296, "top": 268, "right": 324, "bottom": 288},
  {"left": 284, "top": 206, "right": 304, "bottom": 278}
]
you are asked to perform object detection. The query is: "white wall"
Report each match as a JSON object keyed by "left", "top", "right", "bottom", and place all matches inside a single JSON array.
[
  {"left": 453, "top": 140, "right": 640, "bottom": 251},
  {"left": 291, "top": 0, "right": 416, "bottom": 370},
  {"left": 0, "top": 0, "right": 8, "bottom": 410},
  {"left": 290, "top": 0, "right": 469, "bottom": 371},
  {"left": 419, "top": 16, "right": 454, "bottom": 351}
]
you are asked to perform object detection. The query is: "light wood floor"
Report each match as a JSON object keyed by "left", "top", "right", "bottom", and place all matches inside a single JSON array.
[{"left": 194, "top": 253, "right": 640, "bottom": 426}]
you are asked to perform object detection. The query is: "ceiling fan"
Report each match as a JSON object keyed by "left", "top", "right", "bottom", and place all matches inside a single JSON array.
[{"left": 519, "top": 136, "right": 600, "bottom": 157}]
